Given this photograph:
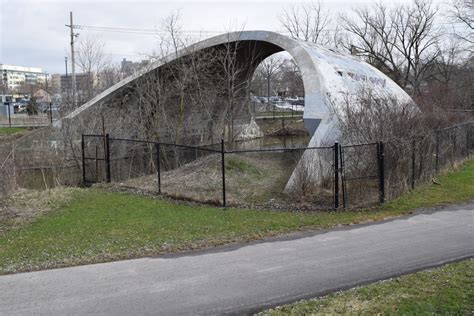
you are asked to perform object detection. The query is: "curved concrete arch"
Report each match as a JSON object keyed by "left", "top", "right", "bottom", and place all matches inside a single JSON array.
[{"left": 62, "top": 30, "right": 412, "bottom": 147}]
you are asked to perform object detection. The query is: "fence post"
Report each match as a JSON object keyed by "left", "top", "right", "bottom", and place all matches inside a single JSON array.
[
  {"left": 377, "top": 141, "right": 385, "bottom": 204},
  {"left": 334, "top": 141, "right": 339, "bottom": 209},
  {"left": 466, "top": 127, "right": 470, "bottom": 157},
  {"left": 411, "top": 138, "right": 416, "bottom": 190},
  {"left": 81, "top": 134, "right": 86, "bottom": 184},
  {"left": 95, "top": 146, "right": 99, "bottom": 182},
  {"left": 221, "top": 139, "right": 226, "bottom": 207},
  {"left": 452, "top": 130, "right": 457, "bottom": 164},
  {"left": 339, "top": 144, "right": 346, "bottom": 209},
  {"left": 105, "top": 133, "right": 111, "bottom": 183},
  {"left": 435, "top": 130, "right": 439, "bottom": 174},
  {"left": 155, "top": 142, "right": 161, "bottom": 194}
]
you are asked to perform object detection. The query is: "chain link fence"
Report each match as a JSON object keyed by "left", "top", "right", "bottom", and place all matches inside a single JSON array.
[
  {"left": 83, "top": 136, "right": 223, "bottom": 204},
  {"left": 82, "top": 122, "right": 473, "bottom": 210},
  {"left": 0, "top": 128, "right": 81, "bottom": 195},
  {"left": 224, "top": 146, "right": 334, "bottom": 209},
  {"left": 0, "top": 147, "right": 16, "bottom": 198},
  {"left": 340, "top": 142, "right": 381, "bottom": 207},
  {"left": 384, "top": 123, "right": 472, "bottom": 200}
]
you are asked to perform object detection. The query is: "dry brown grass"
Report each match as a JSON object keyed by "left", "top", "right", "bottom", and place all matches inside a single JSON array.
[
  {"left": 257, "top": 118, "right": 307, "bottom": 136},
  {"left": 0, "top": 187, "right": 79, "bottom": 234},
  {"left": 117, "top": 152, "right": 304, "bottom": 206}
]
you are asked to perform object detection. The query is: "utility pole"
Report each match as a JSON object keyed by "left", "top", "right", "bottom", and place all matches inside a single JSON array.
[
  {"left": 64, "top": 56, "right": 69, "bottom": 106},
  {"left": 7, "top": 100, "right": 11, "bottom": 128},
  {"left": 66, "top": 11, "right": 78, "bottom": 108},
  {"left": 45, "top": 72, "right": 50, "bottom": 123},
  {"left": 45, "top": 72, "right": 49, "bottom": 94},
  {"left": 44, "top": 72, "right": 52, "bottom": 124}
]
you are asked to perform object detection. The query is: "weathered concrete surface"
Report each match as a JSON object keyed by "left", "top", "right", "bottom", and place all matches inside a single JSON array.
[
  {"left": 54, "top": 31, "right": 415, "bottom": 188},
  {"left": 58, "top": 31, "right": 412, "bottom": 145},
  {"left": 1, "top": 203, "right": 472, "bottom": 315}
]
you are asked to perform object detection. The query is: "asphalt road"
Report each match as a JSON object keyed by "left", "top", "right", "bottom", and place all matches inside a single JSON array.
[{"left": 1, "top": 203, "right": 473, "bottom": 315}]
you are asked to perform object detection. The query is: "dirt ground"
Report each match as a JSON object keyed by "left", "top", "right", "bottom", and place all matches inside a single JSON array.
[
  {"left": 110, "top": 117, "right": 331, "bottom": 210},
  {"left": 117, "top": 150, "right": 333, "bottom": 210},
  {"left": 121, "top": 153, "right": 295, "bottom": 204}
]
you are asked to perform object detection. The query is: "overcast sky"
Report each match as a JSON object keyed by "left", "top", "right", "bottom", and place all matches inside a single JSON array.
[{"left": 1, "top": 0, "right": 445, "bottom": 74}]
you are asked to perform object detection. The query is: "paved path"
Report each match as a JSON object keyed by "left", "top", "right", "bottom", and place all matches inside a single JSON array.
[{"left": 1, "top": 204, "right": 473, "bottom": 315}]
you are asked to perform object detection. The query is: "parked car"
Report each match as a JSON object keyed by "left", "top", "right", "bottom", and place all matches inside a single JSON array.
[
  {"left": 250, "top": 96, "right": 262, "bottom": 103},
  {"left": 286, "top": 96, "right": 299, "bottom": 102},
  {"left": 269, "top": 96, "right": 281, "bottom": 103},
  {"left": 17, "top": 104, "right": 27, "bottom": 113},
  {"left": 292, "top": 99, "right": 304, "bottom": 106}
]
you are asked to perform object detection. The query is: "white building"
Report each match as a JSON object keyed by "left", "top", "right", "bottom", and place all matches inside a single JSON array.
[{"left": 1, "top": 64, "right": 49, "bottom": 91}]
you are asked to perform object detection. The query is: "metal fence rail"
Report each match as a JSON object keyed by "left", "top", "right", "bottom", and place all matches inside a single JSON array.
[{"left": 81, "top": 122, "right": 473, "bottom": 209}]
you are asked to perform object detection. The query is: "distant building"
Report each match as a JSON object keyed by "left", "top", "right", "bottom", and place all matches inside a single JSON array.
[
  {"left": 120, "top": 58, "right": 150, "bottom": 77},
  {"left": 120, "top": 58, "right": 134, "bottom": 74},
  {"left": 60, "top": 72, "right": 101, "bottom": 104},
  {"left": 60, "top": 73, "right": 92, "bottom": 94},
  {"left": 33, "top": 89, "right": 51, "bottom": 104},
  {"left": 50, "top": 74, "right": 61, "bottom": 94},
  {"left": 0, "top": 64, "right": 49, "bottom": 91}
]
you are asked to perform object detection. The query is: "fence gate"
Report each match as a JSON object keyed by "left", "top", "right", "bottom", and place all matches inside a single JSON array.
[
  {"left": 81, "top": 134, "right": 111, "bottom": 185},
  {"left": 340, "top": 142, "right": 384, "bottom": 208}
]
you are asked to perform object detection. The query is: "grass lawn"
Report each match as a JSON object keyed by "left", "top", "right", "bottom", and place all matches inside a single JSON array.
[
  {"left": 0, "top": 160, "right": 473, "bottom": 274},
  {"left": 0, "top": 127, "right": 27, "bottom": 136},
  {"left": 382, "top": 160, "right": 474, "bottom": 212},
  {"left": 260, "top": 259, "right": 473, "bottom": 315}
]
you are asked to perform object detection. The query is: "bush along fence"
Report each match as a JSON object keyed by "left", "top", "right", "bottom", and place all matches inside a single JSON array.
[{"left": 81, "top": 122, "right": 473, "bottom": 210}]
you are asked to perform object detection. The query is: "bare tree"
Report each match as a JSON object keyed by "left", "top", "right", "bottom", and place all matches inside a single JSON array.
[
  {"left": 420, "top": 37, "right": 473, "bottom": 110},
  {"left": 214, "top": 30, "right": 252, "bottom": 145},
  {"left": 128, "top": 14, "right": 253, "bottom": 148},
  {"left": 98, "top": 63, "right": 122, "bottom": 91},
  {"left": 340, "top": 0, "right": 441, "bottom": 96},
  {"left": 450, "top": 0, "right": 474, "bottom": 31},
  {"left": 134, "top": 10, "right": 197, "bottom": 144},
  {"left": 257, "top": 55, "right": 282, "bottom": 109},
  {"left": 280, "top": 1, "right": 331, "bottom": 45},
  {"left": 334, "top": 89, "right": 420, "bottom": 144},
  {"left": 427, "top": 37, "right": 464, "bottom": 96},
  {"left": 393, "top": 0, "right": 441, "bottom": 96},
  {"left": 75, "top": 35, "right": 108, "bottom": 102},
  {"left": 275, "top": 58, "right": 304, "bottom": 96},
  {"left": 448, "top": 0, "right": 474, "bottom": 51}
]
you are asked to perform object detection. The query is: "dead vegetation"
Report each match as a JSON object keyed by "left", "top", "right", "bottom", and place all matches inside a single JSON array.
[
  {"left": 120, "top": 153, "right": 284, "bottom": 204},
  {"left": 0, "top": 187, "right": 78, "bottom": 234},
  {"left": 112, "top": 148, "right": 334, "bottom": 210},
  {"left": 257, "top": 118, "right": 307, "bottom": 136}
]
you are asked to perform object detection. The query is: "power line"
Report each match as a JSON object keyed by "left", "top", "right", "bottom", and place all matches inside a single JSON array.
[
  {"left": 73, "top": 20, "right": 470, "bottom": 37},
  {"left": 74, "top": 24, "right": 223, "bottom": 36}
]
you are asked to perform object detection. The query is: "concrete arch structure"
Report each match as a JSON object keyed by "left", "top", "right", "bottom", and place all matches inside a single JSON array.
[{"left": 62, "top": 30, "right": 412, "bottom": 148}]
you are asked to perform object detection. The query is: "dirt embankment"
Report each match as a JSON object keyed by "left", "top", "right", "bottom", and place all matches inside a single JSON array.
[
  {"left": 114, "top": 150, "right": 333, "bottom": 211},
  {"left": 117, "top": 153, "right": 294, "bottom": 203}
]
